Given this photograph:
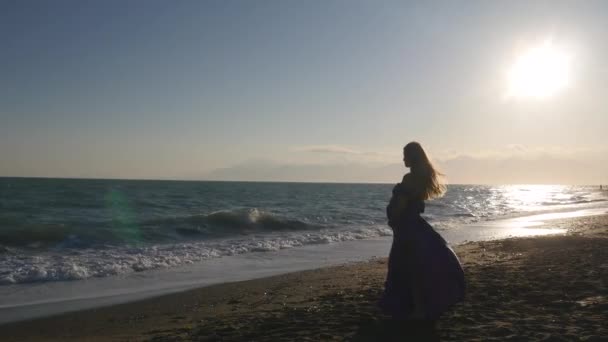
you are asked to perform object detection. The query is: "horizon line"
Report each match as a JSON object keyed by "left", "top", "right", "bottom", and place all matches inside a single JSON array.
[{"left": 0, "top": 176, "right": 601, "bottom": 187}]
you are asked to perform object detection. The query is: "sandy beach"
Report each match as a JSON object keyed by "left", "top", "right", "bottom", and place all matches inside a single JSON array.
[{"left": 2, "top": 214, "right": 607, "bottom": 341}]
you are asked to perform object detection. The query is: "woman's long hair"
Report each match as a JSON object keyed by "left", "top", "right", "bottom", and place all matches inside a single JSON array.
[{"left": 404, "top": 142, "right": 446, "bottom": 200}]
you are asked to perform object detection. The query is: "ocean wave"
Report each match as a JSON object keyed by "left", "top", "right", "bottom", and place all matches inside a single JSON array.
[
  {"left": 0, "top": 208, "right": 321, "bottom": 248},
  {"left": 203, "top": 208, "right": 316, "bottom": 231},
  {"left": 539, "top": 198, "right": 607, "bottom": 206},
  {"left": 143, "top": 208, "right": 319, "bottom": 236},
  {"left": 447, "top": 213, "right": 477, "bottom": 217},
  {"left": 0, "top": 223, "right": 86, "bottom": 248},
  {"left": 0, "top": 225, "right": 392, "bottom": 285}
]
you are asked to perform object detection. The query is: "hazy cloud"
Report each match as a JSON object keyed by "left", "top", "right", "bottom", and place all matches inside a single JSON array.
[
  {"left": 293, "top": 145, "right": 364, "bottom": 155},
  {"left": 204, "top": 159, "right": 403, "bottom": 183},
  {"left": 435, "top": 145, "right": 607, "bottom": 163},
  {"left": 433, "top": 145, "right": 608, "bottom": 184},
  {"left": 203, "top": 145, "right": 608, "bottom": 185},
  {"left": 290, "top": 145, "right": 396, "bottom": 165}
]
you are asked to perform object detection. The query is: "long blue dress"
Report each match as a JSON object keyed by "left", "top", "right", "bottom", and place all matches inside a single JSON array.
[{"left": 379, "top": 182, "right": 465, "bottom": 320}]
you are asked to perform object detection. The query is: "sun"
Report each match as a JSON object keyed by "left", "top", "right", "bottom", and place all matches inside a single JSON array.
[{"left": 506, "top": 41, "right": 571, "bottom": 99}]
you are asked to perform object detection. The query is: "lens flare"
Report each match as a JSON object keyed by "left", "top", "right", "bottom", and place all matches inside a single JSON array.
[{"left": 105, "top": 189, "right": 142, "bottom": 245}]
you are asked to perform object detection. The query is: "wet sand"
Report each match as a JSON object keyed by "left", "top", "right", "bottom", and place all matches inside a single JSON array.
[{"left": 3, "top": 214, "right": 607, "bottom": 341}]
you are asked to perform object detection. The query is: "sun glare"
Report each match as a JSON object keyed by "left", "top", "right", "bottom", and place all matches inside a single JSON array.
[{"left": 506, "top": 41, "right": 571, "bottom": 99}]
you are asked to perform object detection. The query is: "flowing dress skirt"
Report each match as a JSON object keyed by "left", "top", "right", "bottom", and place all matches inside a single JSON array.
[{"left": 379, "top": 215, "right": 465, "bottom": 319}]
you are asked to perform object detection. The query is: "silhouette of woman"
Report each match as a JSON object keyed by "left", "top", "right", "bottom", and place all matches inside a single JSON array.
[{"left": 379, "top": 142, "right": 465, "bottom": 337}]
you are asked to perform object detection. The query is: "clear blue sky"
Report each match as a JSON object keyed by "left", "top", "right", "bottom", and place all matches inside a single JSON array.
[{"left": 1, "top": 0, "right": 607, "bottom": 183}]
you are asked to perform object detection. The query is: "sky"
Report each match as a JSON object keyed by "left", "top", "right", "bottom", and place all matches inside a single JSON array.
[{"left": 1, "top": 0, "right": 607, "bottom": 184}]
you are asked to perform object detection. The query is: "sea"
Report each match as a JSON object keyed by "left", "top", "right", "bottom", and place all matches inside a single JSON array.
[
  {"left": 1, "top": 178, "right": 607, "bottom": 286},
  {"left": 1, "top": 178, "right": 608, "bottom": 323}
]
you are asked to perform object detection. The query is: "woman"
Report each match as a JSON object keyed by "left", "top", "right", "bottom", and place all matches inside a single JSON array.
[{"left": 379, "top": 142, "right": 465, "bottom": 334}]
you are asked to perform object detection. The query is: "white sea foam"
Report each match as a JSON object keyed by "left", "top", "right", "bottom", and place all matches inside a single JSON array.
[{"left": 0, "top": 225, "right": 393, "bottom": 284}]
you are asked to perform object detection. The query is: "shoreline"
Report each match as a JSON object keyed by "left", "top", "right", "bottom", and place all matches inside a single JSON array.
[
  {"left": 1, "top": 206, "right": 606, "bottom": 325},
  {"left": 2, "top": 213, "right": 607, "bottom": 341}
]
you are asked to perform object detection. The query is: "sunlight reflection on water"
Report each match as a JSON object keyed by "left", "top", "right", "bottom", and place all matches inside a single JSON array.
[{"left": 501, "top": 184, "right": 570, "bottom": 211}]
